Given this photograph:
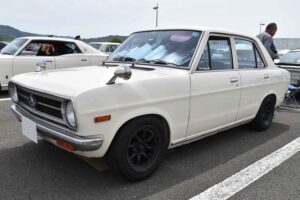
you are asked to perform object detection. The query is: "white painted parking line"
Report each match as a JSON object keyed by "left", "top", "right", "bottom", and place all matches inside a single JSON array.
[
  {"left": 0, "top": 98, "right": 10, "bottom": 102},
  {"left": 190, "top": 137, "right": 300, "bottom": 200}
]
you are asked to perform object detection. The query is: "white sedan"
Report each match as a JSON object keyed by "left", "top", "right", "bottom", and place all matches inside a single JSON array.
[
  {"left": 9, "top": 28, "right": 289, "bottom": 181},
  {"left": 0, "top": 37, "right": 108, "bottom": 90},
  {"left": 89, "top": 42, "right": 121, "bottom": 55}
]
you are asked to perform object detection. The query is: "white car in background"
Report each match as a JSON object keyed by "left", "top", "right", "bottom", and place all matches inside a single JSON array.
[
  {"left": 274, "top": 49, "right": 290, "bottom": 64},
  {"left": 0, "top": 37, "right": 108, "bottom": 90},
  {"left": 9, "top": 28, "right": 289, "bottom": 181},
  {"left": 89, "top": 42, "right": 121, "bottom": 55},
  {"left": 277, "top": 49, "right": 300, "bottom": 86}
]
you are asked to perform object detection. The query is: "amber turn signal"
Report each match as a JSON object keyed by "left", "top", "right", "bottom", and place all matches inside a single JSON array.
[
  {"left": 56, "top": 139, "right": 76, "bottom": 152},
  {"left": 95, "top": 115, "right": 111, "bottom": 123}
]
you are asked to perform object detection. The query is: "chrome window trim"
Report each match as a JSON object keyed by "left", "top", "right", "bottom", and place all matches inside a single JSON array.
[
  {"left": 194, "top": 33, "right": 235, "bottom": 72},
  {"left": 233, "top": 36, "right": 268, "bottom": 69}
]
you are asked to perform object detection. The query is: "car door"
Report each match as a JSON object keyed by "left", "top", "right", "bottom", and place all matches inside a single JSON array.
[
  {"left": 54, "top": 41, "right": 91, "bottom": 68},
  {"left": 233, "top": 37, "right": 271, "bottom": 120},
  {"left": 187, "top": 35, "right": 241, "bottom": 136},
  {"left": 13, "top": 40, "right": 55, "bottom": 75}
]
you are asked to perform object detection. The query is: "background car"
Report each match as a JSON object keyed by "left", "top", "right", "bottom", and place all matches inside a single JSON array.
[
  {"left": 276, "top": 49, "right": 300, "bottom": 86},
  {"left": 0, "top": 41, "right": 8, "bottom": 50},
  {"left": 274, "top": 49, "right": 290, "bottom": 64},
  {"left": 89, "top": 42, "right": 121, "bottom": 55},
  {"left": 0, "top": 37, "right": 108, "bottom": 90}
]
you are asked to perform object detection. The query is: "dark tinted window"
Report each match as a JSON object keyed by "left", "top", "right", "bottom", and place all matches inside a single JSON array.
[
  {"left": 55, "top": 42, "right": 82, "bottom": 55},
  {"left": 19, "top": 40, "right": 82, "bottom": 56},
  {"left": 20, "top": 41, "right": 54, "bottom": 56}
]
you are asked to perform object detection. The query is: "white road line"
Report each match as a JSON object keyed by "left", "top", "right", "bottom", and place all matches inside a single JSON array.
[
  {"left": 190, "top": 137, "right": 300, "bottom": 200},
  {"left": 0, "top": 98, "right": 10, "bottom": 102}
]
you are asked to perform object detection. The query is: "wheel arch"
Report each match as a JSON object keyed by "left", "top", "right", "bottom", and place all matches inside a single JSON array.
[
  {"left": 262, "top": 92, "right": 277, "bottom": 105},
  {"left": 106, "top": 114, "right": 171, "bottom": 156}
]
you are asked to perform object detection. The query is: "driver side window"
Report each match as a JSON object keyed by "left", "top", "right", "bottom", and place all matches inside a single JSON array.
[
  {"left": 19, "top": 41, "right": 54, "bottom": 57},
  {"left": 197, "top": 36, "right": 233, "bottom": 71}
]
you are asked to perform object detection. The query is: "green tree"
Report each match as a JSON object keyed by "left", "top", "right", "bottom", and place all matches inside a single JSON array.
[{"left": 108, "top": 36, "right": 122, "bottom": 43}]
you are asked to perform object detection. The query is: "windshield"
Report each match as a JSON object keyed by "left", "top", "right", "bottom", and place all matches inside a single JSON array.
[
  {"left": 279, "top": 51, "right": 300, "bottom": 65},
  {"left": 107, "top": 30, "right": 202, "bottom": 68},
  {"left": 90, "top": 43, "right": 102, "bottom": 50},
  {"left": 1, "top": 38, "right": 28, "bottom": 55}
]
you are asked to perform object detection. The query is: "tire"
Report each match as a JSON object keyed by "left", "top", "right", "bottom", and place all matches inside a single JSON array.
[
  {"left": 250, "top": 96, "right": 276, "bottom": 131},
  {"left": 106, "top": 116, "right": 167, "bottom": 181}
]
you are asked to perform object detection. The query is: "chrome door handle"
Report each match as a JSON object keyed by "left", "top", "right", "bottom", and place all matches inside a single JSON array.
[
  {"left": 264, "top": 74, "right": 270, "bottom": 79},
  {"left": 230, "top": 77, "right": 239, "bottom": 83},
  {"left": 45, "top": 60, "right": 53, "bottom": 63},
  {"left": 81, "top": 59, "right": 87, "bottom": 61}
]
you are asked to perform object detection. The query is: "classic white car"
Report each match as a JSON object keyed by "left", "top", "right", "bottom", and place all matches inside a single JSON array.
[
  {"left": 9, "top": 28, "right": 289, "bottom": 181},
  {"left": 276, "top": 49, "right": 300, "bottom": 86},
  {"left": 89, "top": 42, "right": 121, "bottom": 55},
  {"left": 0, "top": 37, "right": 108, "bottom": 90}
]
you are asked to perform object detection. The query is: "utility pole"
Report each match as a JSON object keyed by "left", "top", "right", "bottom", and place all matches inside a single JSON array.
[
  {"left": 153, "top": 3, "right": 159, "bottom": 27},
  {"left": 259, "top": 22, "right": 265, "bottom": 33}
]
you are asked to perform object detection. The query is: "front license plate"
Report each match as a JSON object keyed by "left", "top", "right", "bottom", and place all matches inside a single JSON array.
[{"left": 22, "top": 117, "right": 38, "bottom": 143}]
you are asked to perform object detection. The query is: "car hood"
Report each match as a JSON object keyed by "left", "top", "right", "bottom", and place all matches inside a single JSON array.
[{"left": 11, "top": 65, "right": 188, "bottom": 98}]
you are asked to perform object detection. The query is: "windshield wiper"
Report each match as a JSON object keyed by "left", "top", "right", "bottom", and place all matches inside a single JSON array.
[
  {"left": 277, "top": 62, "right": 300, "bottom": 66},
  {"left": 138, "top": 59, "right": 179, "bottom": 66},
  {"left": 112, "top": 56, "right": 136, "bottom": 62},
  {"left": 0, "top": 52, "right": 12, "bottom": 55}
]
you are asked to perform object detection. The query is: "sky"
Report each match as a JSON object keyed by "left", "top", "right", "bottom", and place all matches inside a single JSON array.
[{"left": 0, "top": 0, "right": 299, "bottom": 38}]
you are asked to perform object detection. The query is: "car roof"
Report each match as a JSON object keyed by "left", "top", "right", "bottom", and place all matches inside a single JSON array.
[
  {"left": 132, "top": 27, "right": 257, "bottom": 40},
  {"left": 17, "top": 36, "right": 78, "bottom": 42}
]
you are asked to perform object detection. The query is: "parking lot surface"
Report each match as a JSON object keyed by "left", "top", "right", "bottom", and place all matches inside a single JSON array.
[{"left": 0, "top": 95, "right": 299, "bottom": 200}]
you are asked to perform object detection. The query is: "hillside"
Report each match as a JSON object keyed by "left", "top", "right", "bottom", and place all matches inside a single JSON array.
[{"left": 0, "top": 25, "right": 127, "bottom": 42}]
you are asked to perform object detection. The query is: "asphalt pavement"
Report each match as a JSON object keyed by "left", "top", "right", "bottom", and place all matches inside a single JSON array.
[{"left": 0, "top": 95, "right": 299, "bottom": 200}]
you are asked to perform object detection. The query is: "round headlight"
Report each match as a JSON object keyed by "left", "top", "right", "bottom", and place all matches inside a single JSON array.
[
  {"left": 8, "top": 83, "right": 19, "bottom": 103},
  {"left": 66, "top": 101, "right": 76, "bottom": 128}
]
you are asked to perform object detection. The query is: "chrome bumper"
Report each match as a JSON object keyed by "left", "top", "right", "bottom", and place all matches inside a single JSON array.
[{"left": 11, "top": 104, "right": 103, "bottom": 151}]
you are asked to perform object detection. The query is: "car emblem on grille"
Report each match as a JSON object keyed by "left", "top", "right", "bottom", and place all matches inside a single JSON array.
[{"left": 28, "top": 94, "right": 36, "bottom": 107}]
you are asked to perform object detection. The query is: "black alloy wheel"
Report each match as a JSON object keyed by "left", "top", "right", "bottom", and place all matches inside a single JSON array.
[{"left": 106, "top": 116, "right": 167, "bottom": 181}]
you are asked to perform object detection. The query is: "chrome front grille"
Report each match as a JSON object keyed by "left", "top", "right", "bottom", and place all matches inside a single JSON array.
[{"left": 16, "top": 85, "right": 70, "bottom": 128}]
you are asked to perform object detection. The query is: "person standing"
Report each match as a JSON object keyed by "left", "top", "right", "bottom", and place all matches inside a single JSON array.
[{"left": 257, "top": 23, "right": 278, "bottom": 60}]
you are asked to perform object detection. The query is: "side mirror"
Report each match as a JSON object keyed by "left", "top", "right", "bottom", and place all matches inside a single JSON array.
[
  {"left": 107, "top": 64, "right": 132, "bottom": 85},
  {"left": 35, "top": 61, "right": 47, "bottom": 72}
]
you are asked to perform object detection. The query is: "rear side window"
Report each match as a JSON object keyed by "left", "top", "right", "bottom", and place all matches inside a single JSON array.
[
  {"left": 197, "top": 36, "right": 233, "bottom": 70},
  {"left": 234, "top": 38, "right": 265, "bottom": 69},
  {"left": 54, "top": 42, "right": 82, "bottom": 56}
]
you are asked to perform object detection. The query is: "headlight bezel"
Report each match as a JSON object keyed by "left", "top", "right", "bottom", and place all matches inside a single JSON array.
[
  {"left": 8, "top": 82, "right": 19, "bottom": 103},
  {"left": 62, "top": 100, "right": 77, "bottom": 129}
]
